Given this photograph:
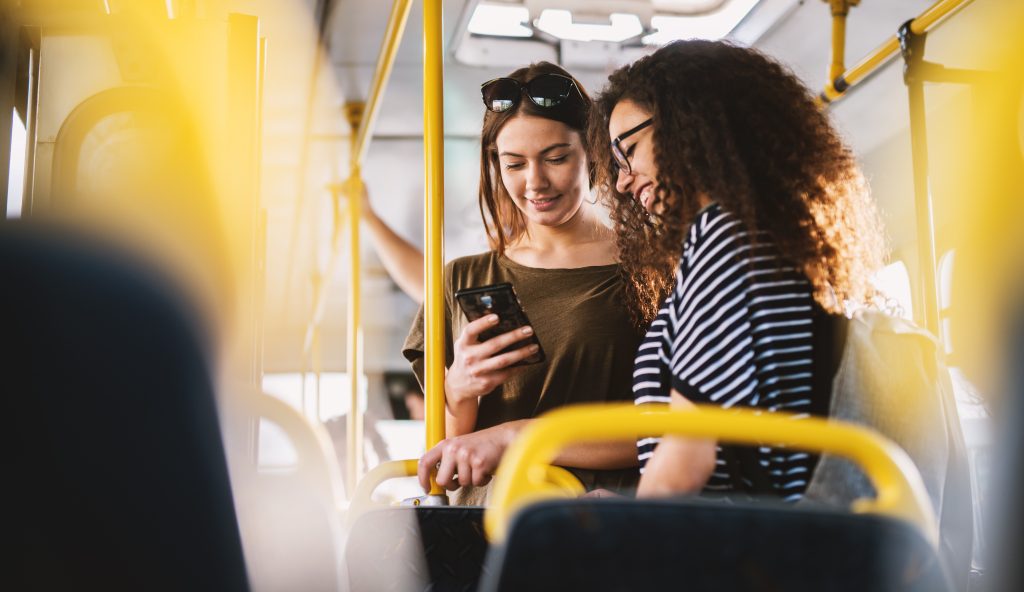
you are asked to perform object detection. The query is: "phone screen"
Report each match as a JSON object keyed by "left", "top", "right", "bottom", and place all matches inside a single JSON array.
[{"left": 454, "top": 283, "right": 545, "bottom": 366}]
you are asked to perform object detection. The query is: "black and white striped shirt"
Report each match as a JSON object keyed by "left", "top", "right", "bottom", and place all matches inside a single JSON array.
[{"left": 634, "top": 203, "right": 825, "bottom": 502}]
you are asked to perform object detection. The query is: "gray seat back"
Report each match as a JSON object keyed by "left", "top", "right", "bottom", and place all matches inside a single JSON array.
[
  {"left": 481, "top": 498, "right": 951, "bottom": 592},
  {"left": 803, "top": 311, "right": 973, "bottom": 589}
]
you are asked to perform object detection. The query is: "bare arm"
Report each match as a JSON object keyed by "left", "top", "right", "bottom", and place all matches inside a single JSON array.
[
  {"left": 418, "top": 418, "right": 637, "bottom": 492},
  {"left": 441, "top": 315, "right": 537, "bottom": 436},
  {"left": 635, "top": 390, "right": 717, "bottom": 498},
  {"left": 419, "top": 318, "right": 641, "bottom": 492},
  {"left": 554, "top": 438, "right": 639, "bottom": 470},
  {"left": 445, "top": 393, "right": 478, "bottom": 437},
  {"left": 494, "top": 419, "right": 638, "bottom": 470},
  {"left": 361, "top": 189, "right": 425, "bottom": 303}
]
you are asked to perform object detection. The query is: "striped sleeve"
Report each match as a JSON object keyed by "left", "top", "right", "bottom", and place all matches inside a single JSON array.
[
  {"left": 630, "top": 204, "right": 821, "bottom": 500},
  {"left": 667, "top": 211, "right": 754, "bottom": 405},
  {"left": 634, "top": 300, "right": 672, "bottom": 471},
  {"left": 633, "top": 300, "right": 672, "bottom": 405},
  {"left": 667, "top": 207, "right": 812, "bottom": 409}
]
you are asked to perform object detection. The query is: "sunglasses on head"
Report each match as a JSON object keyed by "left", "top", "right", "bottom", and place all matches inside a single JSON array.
[{"left": 480, "top": 73, "right": 582, "bottom": 113}]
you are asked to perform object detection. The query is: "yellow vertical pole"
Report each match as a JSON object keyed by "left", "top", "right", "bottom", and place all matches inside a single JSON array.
[
  {"left": 345, "top": 103, "right": 365, "bottom": 494},
  {"left": 828, "top": 7, "right": 847, "bottom": 83},
  {"left": 823, "top": 0, "right": 858, "bottom": 95},
  {"left": 423, "top": 0, "right": 447, "bottom": 496}
]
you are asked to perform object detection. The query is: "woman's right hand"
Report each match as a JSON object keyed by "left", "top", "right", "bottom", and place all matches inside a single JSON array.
[{"left": 444, "top": 314, "right": 539, "bottom": 405}]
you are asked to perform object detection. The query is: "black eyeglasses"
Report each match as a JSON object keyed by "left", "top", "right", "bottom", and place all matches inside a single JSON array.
[
  {"left": 611, "top": 118, "right": 653, "bottom": 175},
  {"left": 481, "top": 73, "right": 582, "bottom": 113}
]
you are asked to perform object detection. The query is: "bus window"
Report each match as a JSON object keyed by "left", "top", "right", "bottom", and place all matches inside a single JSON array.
[
  {"left": 872, "top": 259, "right": 913, "bottom": 320},
  {"left": 6, "top": 108, "right": 25, "bottom": 218},
  {"left": 261, "top": 370, "right": 421, "bottom": 499},
  {"left": 262, "top": 372, "right": 368, "bottom": 422}
]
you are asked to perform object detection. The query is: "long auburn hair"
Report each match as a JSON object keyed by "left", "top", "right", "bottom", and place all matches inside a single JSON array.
[
  {"left": 479, "top": 62, "right": 594, "bottom": 252},
  {"left": 589, "top": 40, "right": 887, "bottom": 326}
]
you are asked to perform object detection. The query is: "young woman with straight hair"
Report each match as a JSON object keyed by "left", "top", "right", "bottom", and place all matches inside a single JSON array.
[{"left": 405, "top": 62, "right": 642, "bottom": 503}]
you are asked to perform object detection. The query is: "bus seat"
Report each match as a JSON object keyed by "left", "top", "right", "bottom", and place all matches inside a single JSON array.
[
  {"left": 223, "top": 390, "right": 347, "bottom": 592},
  {"left": 988, "top": 311, "right": 1024, "bottom": 592},
  {"left": 479, "top": 497, "right": 952, "bottom": 592},
  {"left": 2, "top": 224, "right": 249, "bottom": 591},
  {"left": 346, "top": 506, "right": 489, "bottom": 592},
  {"left": 803, "top": 311, "right": 974, "bottom": 589}
]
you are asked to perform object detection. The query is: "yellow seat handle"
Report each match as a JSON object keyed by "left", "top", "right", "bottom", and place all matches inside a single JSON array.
[{"left": 485, "top": 403, "right": 937, "bottom": 545}]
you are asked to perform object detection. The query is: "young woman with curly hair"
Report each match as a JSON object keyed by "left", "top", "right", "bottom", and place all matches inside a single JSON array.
[
  {"left": 404, "top": 62, "right": 642, "bottom": 504},
  {"left": 589, "top": 40, "right": 887, "bottom": 500}
]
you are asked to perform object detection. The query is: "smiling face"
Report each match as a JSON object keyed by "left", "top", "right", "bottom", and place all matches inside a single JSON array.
[
  {"left": 493, "top": 114, "right": 590, "bottom": 229},
  {"left": 609, "top": 99, "right": 658, "bottom": 212}
]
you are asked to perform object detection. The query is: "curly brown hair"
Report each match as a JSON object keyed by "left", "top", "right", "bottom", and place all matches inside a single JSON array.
[
  {"left": 479, "top": 62, "right": 594, "bottom": 252},
  {"left": 589, "top": 40, "right": 887, "bottom": 326}
]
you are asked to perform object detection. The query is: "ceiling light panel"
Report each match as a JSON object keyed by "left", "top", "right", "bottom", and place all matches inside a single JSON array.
[
  {"left": 652, "top": 0, "right": 728, "bottom": 14},
  {"left": 467, "top": 2, "right": 533, "bottom": 38},
  {"left": 535, "top": 9, "right": 644, "bottom": 43},
  {"left": 643, "top": 0, "right": 760, "bottom": 44}
]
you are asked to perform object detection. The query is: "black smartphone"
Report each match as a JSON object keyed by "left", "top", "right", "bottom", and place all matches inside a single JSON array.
[{"left": 454, "top": 282, "right": 545, "bottom": 366}]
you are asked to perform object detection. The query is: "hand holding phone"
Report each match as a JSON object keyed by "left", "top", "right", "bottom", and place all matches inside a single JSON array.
[
  {"left": 443, "top": 283, "right": 545, "bottom": 405},
  {"left": 455, "top": 283, "right": 545, "bottom": 365}
]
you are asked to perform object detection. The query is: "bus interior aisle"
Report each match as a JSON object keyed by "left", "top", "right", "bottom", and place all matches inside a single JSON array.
[{"left": 2, "top": 0, "right": 1022, "bottom": 591}]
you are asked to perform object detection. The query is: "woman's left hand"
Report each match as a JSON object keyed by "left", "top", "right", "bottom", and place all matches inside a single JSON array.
[{"left": 417, "top": 421, "right": 526, "bottom": 492}]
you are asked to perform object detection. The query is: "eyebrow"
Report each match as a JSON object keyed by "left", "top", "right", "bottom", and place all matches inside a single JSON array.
[{"left": 498, "top": 143, "right": 572, "bottom": 158}]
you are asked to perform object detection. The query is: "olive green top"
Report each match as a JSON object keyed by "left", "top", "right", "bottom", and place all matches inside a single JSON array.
[{"left": 403, "top": 251, "right": 642, "bottom": 501}]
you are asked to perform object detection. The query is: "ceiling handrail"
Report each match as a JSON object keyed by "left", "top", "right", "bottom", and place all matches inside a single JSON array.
[{"left": 818, "top": 0, "right": 975, "bottom": 105}]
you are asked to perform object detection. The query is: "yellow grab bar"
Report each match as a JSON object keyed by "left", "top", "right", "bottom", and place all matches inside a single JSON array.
[
  {"left": 912, "top": 0, "right": 972, "bottom": 33},
  {"left": 824, "top": 1, "right": 859, "bottom": 84},
  {"left": 347, "top": 459, "right": 419, "bottom": 523},
  {"left": 820, "top": 0, "right": 975, "bottom": 104},
  {"left": 301, "top": 0, "right": 414, "bottom": 359},
  {"left": 345, "top": 169, "right": 364, "bottom": 492},
  {"left": 353, "top": 0, "right": 413, "bottom": 165},
  {"left": 423, "top": 0, "right": 447, "bottom": 496},
  {"left": 485, "top": 403, "right": 937, "bottom": 545},
  {"left": 542, "top": 466, "right": 586, "bottom": 497},
  {"left": 302, "top": 0, "right": 415, "bottom": 495}
]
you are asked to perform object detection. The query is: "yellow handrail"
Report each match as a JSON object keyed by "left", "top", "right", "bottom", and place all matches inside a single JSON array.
[
  {"left": 353, "top": 0, "right": 413, "bottom": 165},
  {"left": 347, "top": 459, "right": 419, "bottom": 523},
  {"left": 912, "top": 0, "right": 973, "bottom": 33},
  {"left": 346, "top": 168, "right": 364, "bottom": 491},
  {"left": 298, "top": 0, "right": 415, "bottom": 493},
  {"left": 485, "top": 404, "right": 937, "bottom": 545},
  {"left": 423, "top": 0, "right": 447, "bottom": 497},
  {"left": 302, "top": 0, "right": 414, "bottom": 359},
  {"left": 820, "top": 0, "right": 975, "bottom": 104},
  {"left": 301, "top": 184, "right": 347, "bottom": 354},
  {"left": 824, "top": 1, "right": 859, "bottom": 84},
  {"left": 542, "top": 466, "right": 587, "bottom": 497}
]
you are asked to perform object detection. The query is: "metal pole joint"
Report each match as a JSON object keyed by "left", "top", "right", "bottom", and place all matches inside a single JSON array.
[
  {"left": 400, "top": 494, "right": 450, "bottom": 507},
  {"left": 825, "top": 0, "right": 860, "bottom": 17},
  {"left": 898, "top": 19, "right": 927, "bottom": 85},
  {"left": 899, "top": 20, "right": 992, "bottom": 86},
  {"left": 343, "top": 101, "right": 365, "bottom": 147}
]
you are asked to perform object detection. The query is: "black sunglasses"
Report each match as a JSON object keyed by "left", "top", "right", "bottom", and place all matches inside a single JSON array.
[
  {"left": 611, "top": 118, "right": 653, "bottom": 175},
  {"left": 481, "top": 73, "right": 582, "bottom": 113}
]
